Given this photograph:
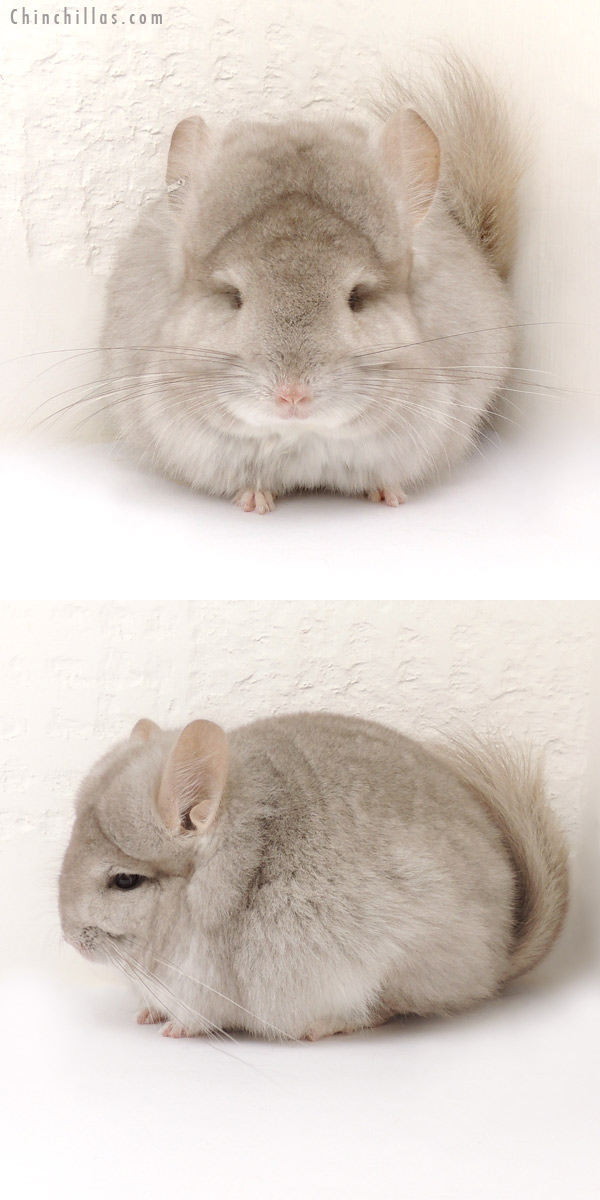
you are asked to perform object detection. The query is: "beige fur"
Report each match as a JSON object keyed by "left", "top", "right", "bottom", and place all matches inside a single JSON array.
[
  {"left": 101, "top": 53, "right": 522, "bottom": 509},
  {"left": 372, "top": 50, "right": 526, "bottom": 278},
  {"left": 59, "top": 714, "right": 568, "bottom": 1041},
  {"left": 429, "top": 736, "right": 569, "bottom": 980}
]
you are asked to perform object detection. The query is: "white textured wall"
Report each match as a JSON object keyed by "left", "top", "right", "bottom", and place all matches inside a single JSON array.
[
  {"left": 1, "top": 0, "right": 599, "bottom": 434},
  {"left": 0, "top": 600, "right": 596, "bottom": 976}
]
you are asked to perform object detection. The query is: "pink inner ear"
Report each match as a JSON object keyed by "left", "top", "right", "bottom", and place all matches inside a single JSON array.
[
  {"left": 380, "top": 108, "right": 440, "bottom": 224},
  {"left": 156, "top": 720, "right": 228, "bottom": 832},
  {"left": 166, "top": 115, "right": 210, "bottom": 189}
]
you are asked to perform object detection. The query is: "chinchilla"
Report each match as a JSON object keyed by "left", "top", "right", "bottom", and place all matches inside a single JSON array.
[
  {"left": 59, "top": 712, "right": 568, "bottom": 1040},
  {"left": 101, "top": 52, "right": 524, "bottom": 512}
]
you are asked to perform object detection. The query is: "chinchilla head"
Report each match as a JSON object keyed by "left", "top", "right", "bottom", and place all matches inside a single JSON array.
[
  {"left": 156, "top": 110, "right": 440, "bottom": 437},
  {"left": 58, "top": 718, "right": 230, "bottom": 967}
]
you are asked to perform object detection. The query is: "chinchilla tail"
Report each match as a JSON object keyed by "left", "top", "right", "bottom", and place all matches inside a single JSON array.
[
  {"left": 374, "top": 49, "right": 526, "bottom": 278},
  {"left": 432, "top": 735, "right": 570, "bottom": 981}
]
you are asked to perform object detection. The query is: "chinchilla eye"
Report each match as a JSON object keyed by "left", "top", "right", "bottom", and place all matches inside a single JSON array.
[
  {"left": 209, "top": 276, "right": 243, "bottom": 309},
  {"left": 347, "top": 286, "right": 366, "bottom": 312},
  {"left": 111, "top": 873, "right": 146, "bottom": 891}
]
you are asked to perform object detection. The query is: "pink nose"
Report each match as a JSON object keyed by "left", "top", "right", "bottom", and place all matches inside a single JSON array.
[{"left": 275, "top": 382, "right": 312, "bottom": 415}]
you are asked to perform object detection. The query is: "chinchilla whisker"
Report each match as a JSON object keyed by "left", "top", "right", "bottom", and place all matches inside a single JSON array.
[
  {"left": 370, "top": 403, "right": 481, "bottom": 474},
  {"left": 27, "top": 377, "right": 251, "bottom": 436},
  {"left": 496, "top": 384, "right": 569, "bottom": 403},
  {"left": 350, "top": 362, "right": 559, "bottom": 378},
  {"left": 349, "top": 370, "right": 574, "bottom": 404},
  {"left": 1, "top": 344, "right": 244, "bottom": 365},
  {"left": 105, "top": 947, "right": 176, "bottom": 1022},
  {"left": 26, "top": 372, "right": 206, "bottom": 422},
  {"left": 112, "top": 954, "right": 253, "bottom": 1065},
  {"left": 384, "top": 400, "right": 504, "bottom": 448},
  {"left": 355, "top": 383, "right": 525, "bottom": 432},
  {"left": 24, "top": 377, "right": 172, "bottom": 427},
  {"left": 14, "top": 351, "right": 114, "bottom": 399},
  {"left": 110, "top": 942, "right": 238, "bottom": 1044},
  {"left": 141, "top": 401, "right": 242, "bottom": 467},
  {"left": 5, "top": 347, "right": 249, "bottom": 413},
  {"left": 111, "top": 947, "right": 279, "bottom": 1075},
  {"left": 409, "top": 375, "right": 585, "bottom": 403},
  {"left": 66, "top": 399, "right": 229, "bottom": 442},
  {"left": 87, "top": 370, "right": 249, "bottom": 390},
  {"left": 141, "top": 346, "right": 246, "bottom": 364},
  {"left": 0, "top": 347, "right": 106, "bottom": 368},
  {"left": 353, "top": 370, "right": 497, "bottom": 389},
  {"left": 100, "top": 345, "right": 246, "bottom": 366},
  {"left": 85, "top": 370, "right": 250, "bottom": 400},
  {"left": 348, "top": 384, "right": 506, "bottom": 438},
  {"left": 348, "top": 321, "right": 571, "bottom": 362},
  {"left": 355, "top": 403, "right": 447, "bottom": 482},
  {"left": 126, "top": 936, "right": 299, "bottom": 1043},
  {"left": 406, "top": 396, "right": 525, "bottom": 433},
  {"left": 110, "top": 951, "right": 158, "bottom": 1024},
  {"left": 116, "top": 950, "right": 230, "bottom": 1039}
]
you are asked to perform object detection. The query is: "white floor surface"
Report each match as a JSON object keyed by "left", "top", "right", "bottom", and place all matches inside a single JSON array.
[
  {"left": 1, "top": 418, "right": 598, "bottom": 598},
  {"left": 2, "top": 968, "right": 599, "bottom": 1199}
]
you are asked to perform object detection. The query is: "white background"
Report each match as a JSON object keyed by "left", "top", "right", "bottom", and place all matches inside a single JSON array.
[{"left": 0, "top": 0, "right": 599, "bottom": 596}]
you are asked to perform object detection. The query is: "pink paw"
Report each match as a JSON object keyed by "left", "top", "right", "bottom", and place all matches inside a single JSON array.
[
  {"left": 161, "top": 1021, "right": 193, "bottom": 1039},
  {"left": 367, "top": 488, "right": 406, "bottom": 507},
  {"left": 235, "top": 489, "right": 277, "bottom": 514},
  {"left": 303, "top": 1021, "right": 358, "bottom": 1041},
  {"left": 136, "top": 1007, "right": 166, "bottom": 1025}
]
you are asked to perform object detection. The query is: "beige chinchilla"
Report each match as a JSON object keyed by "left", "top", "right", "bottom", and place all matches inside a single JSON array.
[
  {"left": 101, "top": 53, "right": 524, "bottom": 512},
  {"left": 59, "top": 713, "right": 568, "bottom": 1041}
]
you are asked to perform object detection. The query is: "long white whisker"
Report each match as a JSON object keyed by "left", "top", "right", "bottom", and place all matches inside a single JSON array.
[
  {"left": 125, "top": 936, "right": 299, "bottom": 1043},
  {"left": 108, "top": 945, "right": 272, "bottom": 1070},
  {"left": 109, "top": 943, "right": 281, "bottom": 1075},
  {"left": 111, "top": 943, "right": 233, "bottom": 1040}
]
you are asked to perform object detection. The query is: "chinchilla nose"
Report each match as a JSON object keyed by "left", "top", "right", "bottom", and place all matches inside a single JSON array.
[{"left": 275, "top": 381, "right": 312, "bottom": 417}]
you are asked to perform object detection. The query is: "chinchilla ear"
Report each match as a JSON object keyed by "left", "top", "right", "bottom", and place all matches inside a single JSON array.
[
  {"left": 130, "top": 718, "right": 161, "bottom": 742},
  {"left": 166, "top": 115, "right": 210, "bottom": 206},
  {"left": 156, "top": 720, "right": 229, "bottom": 833},
  {"left": 379, "top": 108, "right": 440, "bottom": 224}
]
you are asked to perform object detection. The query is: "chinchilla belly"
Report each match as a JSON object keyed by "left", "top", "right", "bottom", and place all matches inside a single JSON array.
[{"left": 132, "top": 405, "right": 491, "bottom": 498}]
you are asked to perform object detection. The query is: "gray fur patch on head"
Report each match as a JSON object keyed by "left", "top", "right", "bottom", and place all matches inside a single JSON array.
[{"left": 181, "top": 118, "right": 410, "bottom": 266}]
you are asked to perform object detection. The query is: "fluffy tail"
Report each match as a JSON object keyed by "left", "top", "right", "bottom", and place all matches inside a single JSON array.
[
  {"left": 373, "top": 50, "right": 526, "bottom": 278},
  {"left": 433, "top": 736, "right": 569, "bottom": 982}
]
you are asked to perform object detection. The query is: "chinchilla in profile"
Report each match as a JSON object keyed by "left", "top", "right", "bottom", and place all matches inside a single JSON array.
[
  {"left": 101, "top": 52, "right": 524, "bottom": 512},
  {"left": 59, "top": 713, "right": 568, "bottom": 1041}
]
